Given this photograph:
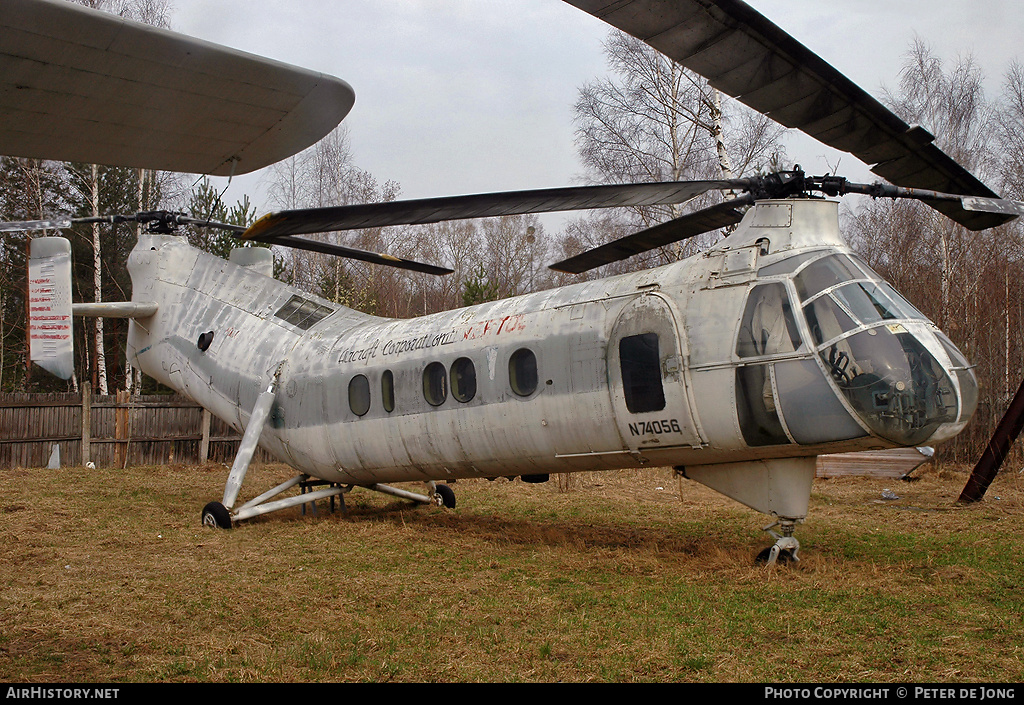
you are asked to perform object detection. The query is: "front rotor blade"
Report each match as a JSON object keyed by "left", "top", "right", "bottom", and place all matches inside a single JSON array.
[
  {"left": 960, "top": 197, "right": 1024, "bottom": 219},
  {"left": 265, "top": 235, "right": 453, "bottom": 276},
  {"left": 564, "top": 0, "right": 1014, "bottom": 230},
  {"left": 550, "top": 195, "right": 752, "bottom": 274},
  {"left": 241, "top": 180, "right": 751, "bottom": 240},
  {"left": 828, "top": 180, "right": 1024, "bottom": 230}
]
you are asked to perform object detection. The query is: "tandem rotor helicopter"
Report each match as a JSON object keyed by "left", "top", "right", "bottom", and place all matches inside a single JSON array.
[{"left": 3, "top": 0, "right": 1023, "bottom": 564}]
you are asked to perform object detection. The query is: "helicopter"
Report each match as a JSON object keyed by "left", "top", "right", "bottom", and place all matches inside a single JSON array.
[{"left": 4, "top": 0, "right": 1022, "bottom": 564}]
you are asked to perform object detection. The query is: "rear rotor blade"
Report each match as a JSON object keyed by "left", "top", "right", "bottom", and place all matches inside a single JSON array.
[
  {"left": 0, "top": 212, "right": 245, "bottom": 235},
  {"left": 241, "top": 180, "right": 752, "bottom": 240},
  {"left": 263, "top": 235, "right": 453, "bottom": 276},
  {"left": 0, "top": 219, "right": 72, "bottom": 233},
  {"left": 550, "top": 195, "right": 752, "bottom": 274}
]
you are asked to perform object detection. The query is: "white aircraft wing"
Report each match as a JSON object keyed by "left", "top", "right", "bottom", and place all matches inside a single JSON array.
[{"left": 0, "top": 0, "right": 354, "bottom": 175}]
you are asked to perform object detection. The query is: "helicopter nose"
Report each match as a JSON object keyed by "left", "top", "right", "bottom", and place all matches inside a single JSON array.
[{"left": 822, "top": 325, "right": 965, "bottom": 446}]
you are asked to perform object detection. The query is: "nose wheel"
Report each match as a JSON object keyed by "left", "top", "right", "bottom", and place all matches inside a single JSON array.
[{"left": 756, "top": 519, "right": 800, "bottom": 565}]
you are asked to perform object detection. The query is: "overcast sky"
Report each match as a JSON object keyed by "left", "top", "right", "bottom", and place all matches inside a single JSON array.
[{"left": 165, "top": 0, "right": 1024, "bottom": 219}]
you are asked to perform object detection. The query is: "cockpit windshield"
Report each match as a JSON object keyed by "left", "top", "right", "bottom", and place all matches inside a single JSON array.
[
  {"left": 794, "top": 254, "right": 926, "bottom": 346},
  {"left": 787, "top": 253, "right": 968, "bottom": 445},
  {"left": 743, "top": 251, "right": 977, "bottom": 448}
]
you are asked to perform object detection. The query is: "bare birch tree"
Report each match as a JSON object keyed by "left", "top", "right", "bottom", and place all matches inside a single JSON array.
[
  {"left": 565, "top": 31, "right": 786, "bottom": 274},
  {"left": 264, "top": 126, "right": 406, "bottom": 310},
  {"left": 63, "top": 0, "right": 174, "bottom": 394},
  {"left": 842, "top": 39, "right": 1021, "bottom": 462}
]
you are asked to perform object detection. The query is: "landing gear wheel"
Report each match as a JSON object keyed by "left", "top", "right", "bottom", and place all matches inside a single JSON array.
[
  {"left": 434, "top": 483, "right": 456, "bottom": 509},
  {"left": 757, "top": 519, "right": 800, "bottom": 566},
  {"left": 202, "top": 501, "right": 232, "bottom": 529},
  {"left": 755, "top": 546, "right": 796, "bottom": 565}
]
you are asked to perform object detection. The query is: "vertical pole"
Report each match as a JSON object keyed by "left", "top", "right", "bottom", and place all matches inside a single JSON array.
[
  {"left": 199, "top": 408, "right": 211, "bottom": 464},
  {"left": 114, "top": 389, "right": 126, "bottom": 469},
  {"left": 959, "top": 376, "right": 1024, "bottom": 504},
  {"left": 81, "top": 381, "right": 91, "bottom": 467}
]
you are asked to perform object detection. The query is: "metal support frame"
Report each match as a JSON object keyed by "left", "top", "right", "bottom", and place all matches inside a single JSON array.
[
  {"left": 960, "top": 375, "right": 1024, "bottom": 504},
  {"left": 232, "top": 474, "right": 351, "bottom": 523},
  {"left": 300, "top": 477, "right": 347, "bottom": 515},
  {"left": 227, "top": 477, "right": 439, "bottom": 524}
]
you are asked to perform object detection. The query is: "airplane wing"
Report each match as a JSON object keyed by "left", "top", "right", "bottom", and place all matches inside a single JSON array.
[
  {"left": 564, "top": 0, "right": 1011, "bottom": 231},
  {"left": 0, "top": 0, "right": 354, "bottom": 175}
]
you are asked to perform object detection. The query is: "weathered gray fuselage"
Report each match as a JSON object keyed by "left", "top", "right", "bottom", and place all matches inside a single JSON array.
[{"left": 125, "top": 199, "right": 977, "bottom": 497}]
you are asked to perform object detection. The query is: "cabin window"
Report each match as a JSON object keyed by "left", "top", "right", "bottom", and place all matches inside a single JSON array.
[
  {"left": 736, "top": 283, "right": 801, "bottom": 358},
  {"left": 381, "top": 370, "right": 395, "bottom": 413},
  {"left": 735, "top": 364, "right": 790, "bottom": 446},
  {"left": 423, "top": 361, "right": 448, "bottom": 406},
  {"left": 451, "top": 357, "right": 477, "bottom": 403},
  {"left": 619, "top": 333, "right": 666, "bottom": 414},
  {"left": 274, "top": 295, "right": 335, "bottom": 330},
  {"left": 348, "top": 375, "right": 370, "bottom": 417},
  {"left": 509, "top": 348, "right": 538, "bottom": 397}
]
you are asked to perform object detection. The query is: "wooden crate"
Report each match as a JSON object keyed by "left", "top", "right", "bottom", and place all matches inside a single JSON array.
[{"left": 816, "top": 448, "right": 934, "bottom": 479}]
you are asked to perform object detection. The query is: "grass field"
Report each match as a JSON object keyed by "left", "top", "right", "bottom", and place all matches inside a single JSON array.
[{"left": 1, "top": 459, "right": 1022, "bottom": 682}]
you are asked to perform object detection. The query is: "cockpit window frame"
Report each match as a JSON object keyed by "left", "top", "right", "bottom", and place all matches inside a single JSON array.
[
  {"left": 793, "top": 253, "right": 869, "bottom": 303},
  {"left": 784, "top": 252, "right": 929, "bottom": 350},
  {"left": 735, "top": 282, "right": 805, "bottom": 360},
  {"left": 755, "top": 250, "right": 827, "bottom": 279}
]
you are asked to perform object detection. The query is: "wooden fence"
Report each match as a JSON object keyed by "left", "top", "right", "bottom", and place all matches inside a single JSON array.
[{"left": 0, "top": 383, "right": 268, "bottom": 469}]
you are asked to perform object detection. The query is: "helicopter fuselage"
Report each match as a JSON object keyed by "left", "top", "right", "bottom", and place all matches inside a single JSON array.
[{"left": 124, "top": 199, "right": 977, "bottom": 519}]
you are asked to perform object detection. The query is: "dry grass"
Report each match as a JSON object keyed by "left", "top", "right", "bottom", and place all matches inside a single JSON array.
[{"left": 1, "top": 459, "right": 1022, "bottom": 682}]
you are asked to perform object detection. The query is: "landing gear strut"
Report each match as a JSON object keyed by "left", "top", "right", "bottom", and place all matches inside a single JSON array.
[
  {"left": 756, "top": 519, "right": 800, "bottom": 565},
  {"left": 203, "top": 473, "right": 458, "bottom": 529}
]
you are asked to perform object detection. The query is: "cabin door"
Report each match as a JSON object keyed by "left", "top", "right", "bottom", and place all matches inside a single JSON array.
[{"left": 608, "top": 293, "right": 703, "bottom": 454}]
